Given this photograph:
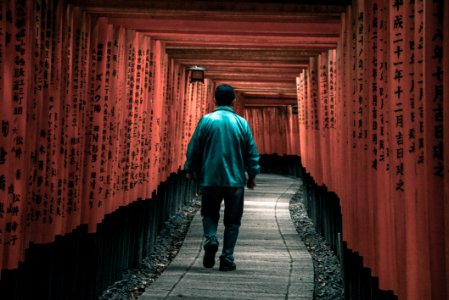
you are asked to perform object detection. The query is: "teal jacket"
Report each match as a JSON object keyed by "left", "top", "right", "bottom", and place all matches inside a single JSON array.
[{"left": 184, "top": 106, "right": 260, "bottom": 187}]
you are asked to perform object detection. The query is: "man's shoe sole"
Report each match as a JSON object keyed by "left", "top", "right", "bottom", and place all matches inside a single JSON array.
[
  {"left": 219, "top": 262, "right": 236, "bottom": 271},
  {"left": 203, "top": 244, "right": 218, "bottom": 268}
]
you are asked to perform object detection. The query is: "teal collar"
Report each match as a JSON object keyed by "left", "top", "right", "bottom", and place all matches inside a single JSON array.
[{"left": 214, "top": 106, "right": 235, "bottom": 113}]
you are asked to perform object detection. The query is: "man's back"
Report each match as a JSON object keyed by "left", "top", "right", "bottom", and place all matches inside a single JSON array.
[{"left": 184, "top": 106, "right": 259, "bottom": 187}]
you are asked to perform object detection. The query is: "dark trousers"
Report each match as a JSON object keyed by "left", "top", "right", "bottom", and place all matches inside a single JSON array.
[{"left": 201, "top": 187, "right": 244, "bottom": 261}]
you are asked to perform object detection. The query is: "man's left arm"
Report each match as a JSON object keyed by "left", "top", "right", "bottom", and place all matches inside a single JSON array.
[{"left": 184, "top": 120, "right": 203, "bottom": 181}]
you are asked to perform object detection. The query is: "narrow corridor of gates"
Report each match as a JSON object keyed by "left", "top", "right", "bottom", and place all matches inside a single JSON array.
[
  {"left": 140, "top": 174, "right": 313, "bottom": 300},
  {"left": 1, "top": 0, "right": 449, "bottom": 299}
]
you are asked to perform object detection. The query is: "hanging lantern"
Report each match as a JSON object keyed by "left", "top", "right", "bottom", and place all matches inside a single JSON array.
[
  {"left": 291, "top": 104, "right": 298, "bottom": 115},
  {"left": 188, "top": 66, "right": 206, "bottom": 83}
]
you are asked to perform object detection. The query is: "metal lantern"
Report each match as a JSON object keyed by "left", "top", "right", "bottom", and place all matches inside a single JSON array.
[{"left": 188, "top": 66, "right": 206, "bottom": 83}]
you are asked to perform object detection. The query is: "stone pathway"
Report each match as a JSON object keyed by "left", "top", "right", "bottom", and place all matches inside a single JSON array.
[{"left": 140, "top": 174, "right": 314, "bottom": 300}]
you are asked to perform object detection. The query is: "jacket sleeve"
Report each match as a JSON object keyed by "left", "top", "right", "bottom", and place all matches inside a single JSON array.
[
  {"left": 245, "top": 124, "right": 260, "bottom": 179},
  {"left": 184, "top": 118, "right": 203, "bottom": 176}
]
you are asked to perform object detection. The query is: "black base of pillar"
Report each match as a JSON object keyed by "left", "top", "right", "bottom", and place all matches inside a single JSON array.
[
  {"left": 259, "top": 154, "right": 398, "bottom": 300},
  {"left": 259, "top": 154, "right": 303, "bottom": 177},
  {"left": 0, "top": 171, "right": 196, "bottom": 300}
]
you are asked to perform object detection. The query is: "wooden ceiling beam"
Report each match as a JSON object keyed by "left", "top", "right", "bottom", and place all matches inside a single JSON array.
[
  {"left": 66, "top": 0, "right": 347, "bottom": 107},
  {"left": 175, "top": 59, "right": 308, "bottom": 68},
  {"left": 69, "top": 0, "right": 349, "bottom": 15},
  {"left": 167, "top": 49, "right": 319, "bottom": 58},
  {"left": 172, "top": 56, "right": 308, "bottom": 64},
  {"left": 141, "top": 32, "right": 339, "bottom": 43},
  {"left": 205, "top": 71, "right": 300, "bottom": 78},
  {"left": 207, "top": 77, "right": 296, "bottom": 85},
  {"left": 86, "top": 11, "right": 341, "bottom": 24},
  {"left": 244, "top": 92, "right": 298, "bottom": 98},
  {"left": 165, "top": 42, "right": 337, "bottom": 50},
  {"left": 106, "top": 18, "right": 341, "bottom": 35},
  {"left": 244, "top": 98, "right": 297, "bottom": 106},
  {"left": 215, "top": 80, "right": 296, "bottom": 89}
]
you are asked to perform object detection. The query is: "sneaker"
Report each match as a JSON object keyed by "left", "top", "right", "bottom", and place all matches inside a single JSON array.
[
  {"left": 219, "top": 257, "right": 236, "bottom": 271},
  {"left": 203, "top": 243, "right": 218, "bottom": 268}
]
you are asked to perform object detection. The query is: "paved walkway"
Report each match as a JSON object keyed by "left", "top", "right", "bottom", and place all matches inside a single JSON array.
[{"left": 140, "top": 174, "right": 314, "bottom": 300}]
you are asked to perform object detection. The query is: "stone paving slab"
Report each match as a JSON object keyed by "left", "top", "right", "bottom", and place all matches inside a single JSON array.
[{"left": 140, "top": 174, "right": 313, "bottom": 300}]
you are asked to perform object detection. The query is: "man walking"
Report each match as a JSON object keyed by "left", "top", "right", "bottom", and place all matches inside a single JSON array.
[{"left": 184, "top": 84, "right": 260, "bottom": 271}]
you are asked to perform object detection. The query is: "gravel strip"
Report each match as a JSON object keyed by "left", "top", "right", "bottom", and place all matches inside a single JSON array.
[
  {"left": 289, "top": 186, "right": 344, "bottom": 300},
  {"left": 99, "top": 196, "right": 201, "bottom": 300},
  {"left": 101, "top": 183, "right": 343, "bottom": 300}
]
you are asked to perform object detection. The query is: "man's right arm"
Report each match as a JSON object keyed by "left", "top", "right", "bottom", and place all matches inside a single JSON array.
[
  {"left": 247, "top": 177, "right": 256, "bottom": 189},
  {"left": 245, "top": 124, "right": 260, "bottom": 189}
]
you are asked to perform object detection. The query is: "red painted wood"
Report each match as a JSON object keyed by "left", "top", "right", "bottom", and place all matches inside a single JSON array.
[
  {"left": 244, "top": 107, "right": 299, "bottom": 156},
  {"left": 296, "top": 1, "right": 448, "bottom": 298},
  {"left": 0, "top": 1, "right": 214, "bottom": 271},
  {"left": 444, "top": 1, "right": 449, "bottom": 293},
  {"left": 0, "top": 2, "right": 448, "bottom": 299},
  {"left": 423, "top": 1, "right": 447, "bottom": 298}
]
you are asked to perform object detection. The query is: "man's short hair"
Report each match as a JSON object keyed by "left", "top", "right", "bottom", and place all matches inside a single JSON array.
[{"left": 215, "top": 84, "right": 235, "bottom": 106}]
